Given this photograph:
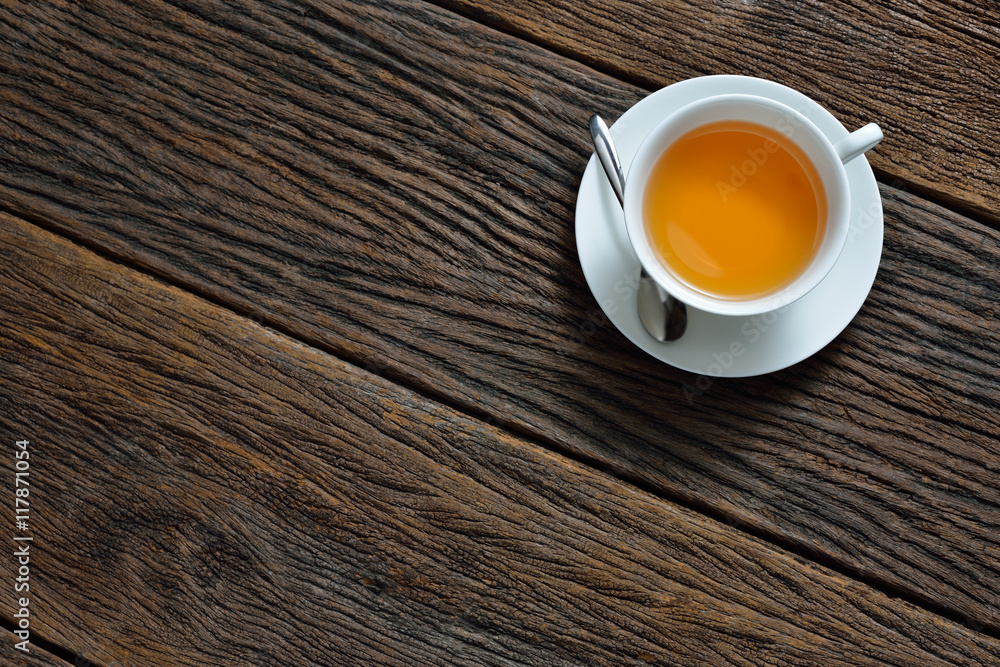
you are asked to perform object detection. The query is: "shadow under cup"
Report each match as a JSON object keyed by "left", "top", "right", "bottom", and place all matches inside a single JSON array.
[{"left": 623, "top": 94, "right": 852, "bottom": 318}]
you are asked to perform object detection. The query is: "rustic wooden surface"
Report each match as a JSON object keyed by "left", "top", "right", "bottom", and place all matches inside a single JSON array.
[
  {"left": 437, "top": 0, "right": 1000, "bottom": 225},
  {"left": 1, "top": 0, "right": 998, "bottom": 662},
  {"left": 2, "top": 0, "right": 998, "bottom": 637},
  {"left": 3, "top": 212, "right": 1000, "bottom": 666}
]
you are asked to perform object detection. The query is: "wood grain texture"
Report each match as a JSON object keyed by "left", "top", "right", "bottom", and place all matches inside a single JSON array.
[
  {"left": 435, "top": 0, "right": 1000, "bottom": 223},
  {"left": 3, "top": 212, "right": 1000, "bottom": 666},
  {"left": 1, "top": 0, "right": 999, "bottom": 635},
  {"left": 0, "top": 636, "right": 68, "bottom": 667}
]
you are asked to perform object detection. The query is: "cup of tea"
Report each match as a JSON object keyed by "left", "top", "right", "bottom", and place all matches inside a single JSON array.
[{"left": 622, "top": 94, "right": 882, "bottom": 317}]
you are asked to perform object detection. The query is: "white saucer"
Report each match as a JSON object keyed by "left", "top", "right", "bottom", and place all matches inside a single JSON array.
[{"left": 575, "top": 75, "right": 883, "bottom": 378}]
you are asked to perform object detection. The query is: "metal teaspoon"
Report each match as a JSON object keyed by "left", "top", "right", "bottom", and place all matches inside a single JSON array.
[{"left": 589, "top": 115, "right": 688, "bottom": 342}]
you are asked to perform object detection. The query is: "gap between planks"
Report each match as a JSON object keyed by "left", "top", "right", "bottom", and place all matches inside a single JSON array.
[{"left": 0, "top": 625, "right": 80, "bottom": 667}]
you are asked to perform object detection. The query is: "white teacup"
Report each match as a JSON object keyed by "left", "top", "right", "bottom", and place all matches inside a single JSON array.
[{"left": 622, "top": 94, "right": 882, "bottom": 317}]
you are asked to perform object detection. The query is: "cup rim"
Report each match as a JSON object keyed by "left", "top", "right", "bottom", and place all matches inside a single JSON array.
[{"left": 622, "top": 93, "right": 852, "bottom": 317}]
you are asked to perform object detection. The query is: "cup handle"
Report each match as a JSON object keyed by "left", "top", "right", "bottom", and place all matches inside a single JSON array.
[{"left": 834, "top": 123, "right": 883, "bottom": 165}]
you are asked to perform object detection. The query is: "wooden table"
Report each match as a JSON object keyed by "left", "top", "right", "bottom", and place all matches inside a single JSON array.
[{"left": 1, "top": 0, "right": 998, "bottom": 665}]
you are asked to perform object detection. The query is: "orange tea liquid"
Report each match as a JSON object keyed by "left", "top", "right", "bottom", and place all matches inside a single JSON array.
[{"left": 643, "top": 120, "right": 827, "bottom": 299}]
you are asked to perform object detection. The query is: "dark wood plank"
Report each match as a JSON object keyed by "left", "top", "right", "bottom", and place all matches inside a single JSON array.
[
  {"left": 3, "top": 212, "right": 1000, "bottom": 666},
  {"left": 436, "top": 0, "right": 1000, "bottom": 224},
  {"left": 0, "top": 636, "right": 68, "bottom": 667},
  {"left": 1, "top": 0, "right": 999, "bottom": 633}
]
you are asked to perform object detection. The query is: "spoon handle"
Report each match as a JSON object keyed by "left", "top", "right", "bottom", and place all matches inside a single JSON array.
[{"left": 589, "top": 115, "right": 626, "bottom": 207}]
